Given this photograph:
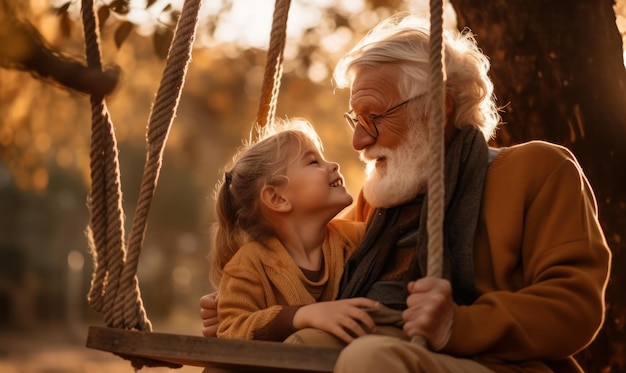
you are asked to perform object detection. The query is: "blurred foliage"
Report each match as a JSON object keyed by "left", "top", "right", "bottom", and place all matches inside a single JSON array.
[
  {"left": 1, "top": 1, "right": 625, "bottom": 372},
  {"left": 0, "top": 0, "right": 417, "bottom": 192},
  {"left": 0, "top": 0, "right": 398, "bottom": 330}
]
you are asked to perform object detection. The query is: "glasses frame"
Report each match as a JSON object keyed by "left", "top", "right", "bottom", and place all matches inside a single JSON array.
[{"left": 344, "top": 93, "right": 426, "bottom": 138}]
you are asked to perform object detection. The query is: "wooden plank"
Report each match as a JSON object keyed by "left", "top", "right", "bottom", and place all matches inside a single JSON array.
[{"left": 86, "top": 326, "right": 341, "bottom": 372}]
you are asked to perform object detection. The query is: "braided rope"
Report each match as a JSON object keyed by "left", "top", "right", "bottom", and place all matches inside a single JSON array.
[
  {"left": 82, "top": 0, "right": 128, "bottom": 328},
  {"left": 255, "top": 0, "right": 291, "bottom": 132},
  {"left": 410, "top": 0, "right": 445, "bottom": 348},
  {"left": 118, "top": 0, "right": 202, "bottom": 331},
  {"left": 83, "top": 0, "right": 202, "bottom": 333},
  {"left": 427, "top": 0, "right": 445, "bottom": 280}
]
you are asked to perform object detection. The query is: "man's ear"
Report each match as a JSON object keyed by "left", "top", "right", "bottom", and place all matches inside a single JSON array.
[
  {"left": 260, "top": 185, "right": 292, "bottom": 213},
  {"left": 445, "top": 92, "right": 455, "bottom": 121},
  {"left": 444, "top": 93, "right": 459, "bottom": 147}
]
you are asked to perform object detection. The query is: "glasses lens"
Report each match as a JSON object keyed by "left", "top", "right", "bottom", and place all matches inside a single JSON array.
[
  {"left": 344, "top": 112, "right": 378, "bottom": 138},
  {"left": 344, "top": 112, "right": 358, "bottom": 130},
  {"left": 357, "top": 114, "right": 378, "bottom": 138}
]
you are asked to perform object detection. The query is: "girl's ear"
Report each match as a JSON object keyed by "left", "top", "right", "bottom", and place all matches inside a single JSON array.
[{"left": 260, "top": 185, "right": 292, "bottom": 213}]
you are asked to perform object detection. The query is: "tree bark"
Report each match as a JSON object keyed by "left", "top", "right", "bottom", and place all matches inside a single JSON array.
[{"left": 452, "top": 1, "right": 626, "bottom": 372}]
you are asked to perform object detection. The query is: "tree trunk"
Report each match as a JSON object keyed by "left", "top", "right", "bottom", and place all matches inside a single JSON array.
[{"left": 452, "top": 1, "right": 626, "bottom": 372}]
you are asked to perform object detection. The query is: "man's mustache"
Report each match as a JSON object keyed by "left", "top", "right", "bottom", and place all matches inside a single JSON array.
[{"left": 359, "top": 147, "right": 390, "bottom": 163}]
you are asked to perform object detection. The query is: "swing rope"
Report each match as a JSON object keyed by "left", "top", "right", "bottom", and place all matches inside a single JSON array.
[
  {"left": 82, "top": 0, "right": 130, "bottom": 330},
  {"left": 83, "top": 0, "right": 202, "bottom": 333},
  {"left": 404, "top": 0, "right": 445, "bottom": 347},
  {"left": 426, "top": 0, "right": 445, "bottom": 280},
  {"left": 255, "top": 0, "right": 291, "bottom": 130}
]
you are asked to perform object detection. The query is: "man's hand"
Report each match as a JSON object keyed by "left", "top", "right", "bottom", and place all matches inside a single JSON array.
[
  {"left": 402, "top": 277, "right": 455, "bottom": 351},
  {"left": 293, "top": 298, "right": 380, "bottom": 344},
  {"left": 200, "top": 292, "right": 219, "bottom": 337}
]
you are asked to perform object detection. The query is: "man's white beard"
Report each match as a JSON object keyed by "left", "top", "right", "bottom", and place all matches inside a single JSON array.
[{"left": 361, "top": 122, "right": 428, "bottom": 208}]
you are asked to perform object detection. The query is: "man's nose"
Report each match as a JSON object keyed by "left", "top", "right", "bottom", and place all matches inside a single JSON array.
[{"left": 352, "top": 125, "right": 376, "bottom": 150}]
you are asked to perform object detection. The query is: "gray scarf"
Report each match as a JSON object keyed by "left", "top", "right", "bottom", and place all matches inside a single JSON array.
[{"left": 338, "top": 126, "right": 489, "bottom": 307}]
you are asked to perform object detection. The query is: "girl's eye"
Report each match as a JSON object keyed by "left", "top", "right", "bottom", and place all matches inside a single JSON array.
[{"left": 309, "top": 159, "right": 319, "bottom": 165}]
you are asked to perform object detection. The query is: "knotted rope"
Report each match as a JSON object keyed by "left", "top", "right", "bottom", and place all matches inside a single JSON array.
[
  {"left": 255, "top": 0, "right": 291, "bottom": 131},
  {"left": 82, "top": 0, "right": 129, "bottom": 329},
  {"left": 83, "top": 0, "right": 202, "bottom": 335}
]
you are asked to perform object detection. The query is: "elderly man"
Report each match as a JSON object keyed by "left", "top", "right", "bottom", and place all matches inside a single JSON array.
[{"left": 201, "top": 14, "right": 611, "bottom": 373}]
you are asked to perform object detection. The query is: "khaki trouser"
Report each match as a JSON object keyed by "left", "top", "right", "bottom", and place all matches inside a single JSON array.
[
  {"left": 285, "top": 327, "right": 496, "bottom": 373},
  {"left": 205, "top": 306, "right": 553, "bottom": 373}
]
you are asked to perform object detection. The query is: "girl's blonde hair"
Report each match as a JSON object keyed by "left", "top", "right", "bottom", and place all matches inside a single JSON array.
[{"left": 209, "top": 119, "right": 323, "bottom": 287}]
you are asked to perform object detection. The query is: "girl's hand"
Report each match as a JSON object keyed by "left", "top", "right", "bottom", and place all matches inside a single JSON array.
[
  {"left": 200, "top": 292, "right": 219, "bottom": 337},
  {"left": 293, "top": 298, "right": 380, "bottom": 343}
]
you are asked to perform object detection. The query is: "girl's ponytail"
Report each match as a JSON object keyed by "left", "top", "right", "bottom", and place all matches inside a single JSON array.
[{"left": 210, "top": 171, "right": 243, "bottom": 288}]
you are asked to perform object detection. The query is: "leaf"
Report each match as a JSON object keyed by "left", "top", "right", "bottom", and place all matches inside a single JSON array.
[
  {"left": 114, "top": 21, "right": 134, "bottom": 49},
  {"left": 153, "top": 28, "right": 174, "bottom": 60}
]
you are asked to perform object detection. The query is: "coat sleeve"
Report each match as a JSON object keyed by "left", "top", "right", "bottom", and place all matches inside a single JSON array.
[
  {"left": 445, "top": 144, "right": 611, "bottom": 362},
  {"left": 217, "top": 258, "right": 284, "bottom": 340}
]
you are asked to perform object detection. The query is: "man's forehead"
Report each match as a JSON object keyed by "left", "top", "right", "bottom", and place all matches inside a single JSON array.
[
  {"left": 351, "top": 64, "right": 403, "bottom": 94},
  {"left": 349, "top": 65, "right": 404, "bottom": 111},
  {"left": 352, "top": 63, "right": 401, "bottom": 81}
]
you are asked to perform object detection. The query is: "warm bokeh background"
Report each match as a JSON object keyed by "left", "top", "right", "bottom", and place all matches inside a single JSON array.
[{"left": 1, "top": 0, "right": 624, "bottom": 372}]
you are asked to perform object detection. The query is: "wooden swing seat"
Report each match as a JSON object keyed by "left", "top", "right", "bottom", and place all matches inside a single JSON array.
[{"left": 86, "top": 326, "right": 340, "bottom": 372}]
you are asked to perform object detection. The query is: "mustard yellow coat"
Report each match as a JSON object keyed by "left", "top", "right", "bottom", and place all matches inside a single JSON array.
[
  {"left": 217, "top": 219, "right": 365, "bottom": 340},
  {"left": 345, "top": 141, "right": 611, "bottom": 372}
]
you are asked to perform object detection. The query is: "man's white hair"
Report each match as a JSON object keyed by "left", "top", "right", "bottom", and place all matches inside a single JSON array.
[{"left": 333, "top": 13, "right": 500, "bottom": 141}]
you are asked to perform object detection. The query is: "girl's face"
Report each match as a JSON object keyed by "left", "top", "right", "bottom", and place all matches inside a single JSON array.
[{"left": 282, "top": 139, "right": 353, "bottom": 220}]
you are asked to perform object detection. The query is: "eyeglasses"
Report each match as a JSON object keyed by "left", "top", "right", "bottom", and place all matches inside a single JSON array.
[{"left": 343, "top": 93, "right": 426, "bottom": 138}]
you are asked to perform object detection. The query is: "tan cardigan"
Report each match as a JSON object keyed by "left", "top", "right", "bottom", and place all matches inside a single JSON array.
[
  {"left": 344, "top": 141, "right": 611, "bottom": 372},
  {"left": 217, "top": 219, "right": 365, "bottom": 340}
]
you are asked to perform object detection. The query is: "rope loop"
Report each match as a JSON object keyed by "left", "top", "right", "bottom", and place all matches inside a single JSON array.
[{"left": 82, "top": 0, "right": 202, "bottom": 340}]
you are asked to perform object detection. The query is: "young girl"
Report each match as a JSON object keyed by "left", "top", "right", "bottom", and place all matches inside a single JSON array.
[{"left": 211, "top": 119, "right": 378, "bottom": 343}]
